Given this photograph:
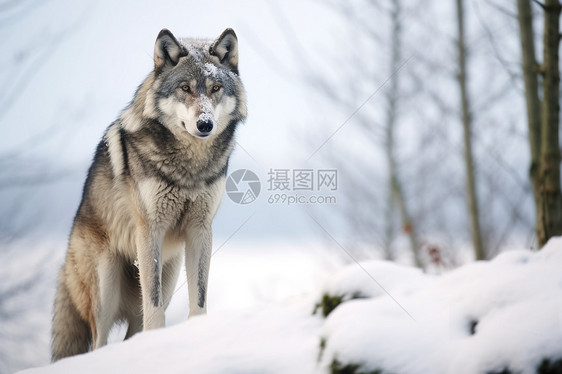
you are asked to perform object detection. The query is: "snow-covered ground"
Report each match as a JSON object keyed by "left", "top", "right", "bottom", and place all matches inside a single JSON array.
[
  {"left": 17, "top": 239, "right": 562, "bottom": 374},
  {"left": 1, "top": 239, "right": 338, "bottom": 373}
]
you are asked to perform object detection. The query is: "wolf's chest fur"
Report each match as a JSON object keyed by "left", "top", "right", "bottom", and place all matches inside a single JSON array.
[
  {"left": 96, "top": 120, "right": 232, "bottom": 259},
  {"left": 118, "top": 120, "right": 232, "bottom": 190}
]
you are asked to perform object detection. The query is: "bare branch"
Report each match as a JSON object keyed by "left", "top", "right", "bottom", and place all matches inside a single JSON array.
[
  {"left": 484, "top": 0, "right": 518, "bottom": 18},
  {"left": 532, "top": 0, "right": 546, "bottom": 10},
  {"left": 472, "top": 1, "right": 522, "bottom": 88}
]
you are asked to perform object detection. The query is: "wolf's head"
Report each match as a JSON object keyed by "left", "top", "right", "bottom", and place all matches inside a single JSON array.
[{"left": 148, "top": 28, "right": 247, "bottom": 139}]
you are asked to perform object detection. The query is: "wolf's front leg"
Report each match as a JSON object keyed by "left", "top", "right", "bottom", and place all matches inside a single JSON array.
[
  {"left": 185, "top": 224, "right": 212, "bottom": 317},
  {"left": 136, "top": 225, "right": 165, "bottom": 330}
]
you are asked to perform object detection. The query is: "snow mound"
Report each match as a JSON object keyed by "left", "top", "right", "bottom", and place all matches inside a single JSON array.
[
  {"left": 20, "top": 298, "right": 323, "bottom": 374},
  {"left": 319, "top": 238, "right": 562, "bottom": 374},
  {"left": 19, "top": 239, "right": 562, "bottom": 374}
]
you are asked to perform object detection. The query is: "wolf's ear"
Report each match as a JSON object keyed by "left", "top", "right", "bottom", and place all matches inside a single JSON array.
[
  {"left": 154, "top": 29, "right": 187, "bottom": 71},
  {"left": 209, "top": 28, "right": 239, "bottom": 74}
]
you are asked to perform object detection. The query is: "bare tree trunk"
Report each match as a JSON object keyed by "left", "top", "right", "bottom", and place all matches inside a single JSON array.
[
  {"left": 455, "top": 0, "right": 486, "bottom": 260},
  {"left": 517, "top": 0, "right": 562, "bottom": 247},
  {"left": 517, "top": 0, "right": 542, "bottom": 244},
  {"left": 385, "top": 0, "right": 422, "bottom": 267},
  {"left": 538, "top": 0, "right": 562, "bottom": 246},
  {"left": 383, "top": 189, "right": 395, "bottom": 261}
]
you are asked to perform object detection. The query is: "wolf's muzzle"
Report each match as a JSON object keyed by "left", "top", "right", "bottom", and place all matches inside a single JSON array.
[{"left": 196, "top": 119, "right": 213, "bottom": 135}]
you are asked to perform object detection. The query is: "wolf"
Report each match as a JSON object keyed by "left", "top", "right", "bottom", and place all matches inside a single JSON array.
[{"left": 51, "top": 28, "right": 247, "bottom": 361}]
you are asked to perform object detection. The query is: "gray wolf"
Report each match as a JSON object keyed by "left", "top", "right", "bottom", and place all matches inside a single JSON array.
[{"left": 51, "top": 28, "right": 247, "bottom": 361}]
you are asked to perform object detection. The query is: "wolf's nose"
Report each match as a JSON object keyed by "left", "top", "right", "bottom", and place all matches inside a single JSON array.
[{"left": 196, "top": 120, "right": 213, "bottom": 134}]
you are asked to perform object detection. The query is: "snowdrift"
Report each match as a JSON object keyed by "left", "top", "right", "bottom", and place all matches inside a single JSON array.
[{"left": 20, "top": 239, "right": 562, "bottom": 374}]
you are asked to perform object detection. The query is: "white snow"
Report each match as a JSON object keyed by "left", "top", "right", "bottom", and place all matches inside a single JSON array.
[
  {"left": 18, "top": 239, "right": 562, "bottom": 374},
  {"left": 182, "top": 39, "right": 207, "bottom": 63},
  {"left": 319, "top": 239, "right": 562, "bottom": 374},
  {"left": 319, "top": 260, "right": 435, "bottom": 301},
  {"left": 203, "top": 63, "right": 218, "bottom": 77},
  {"left": 22, "top": 299, "right": 323, "bottom": 374},
  {"left": 196, "top": 95, "right": 213, "bottom": 122}
]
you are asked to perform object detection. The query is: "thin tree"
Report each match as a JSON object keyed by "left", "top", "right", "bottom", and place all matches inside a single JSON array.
[
  {"left": 455, "top": 0, "right": 486, "bottom": 259},
  {"left": 517, "top": 0, "right": 562, "bottom": 247},
  {"left": 385, "top": 0, "right": 422, "bottom": 266},
  {"left": 250, "top": 0, "right": 535, "bottom": 261}
]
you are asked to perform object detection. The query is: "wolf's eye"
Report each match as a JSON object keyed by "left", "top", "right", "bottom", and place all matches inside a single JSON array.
[
  {"left": 212, "top": 85, "right": 221, "bottom": 93},
  {"left": 181, "top": 85, "right": 190, "bottom": 93}
]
